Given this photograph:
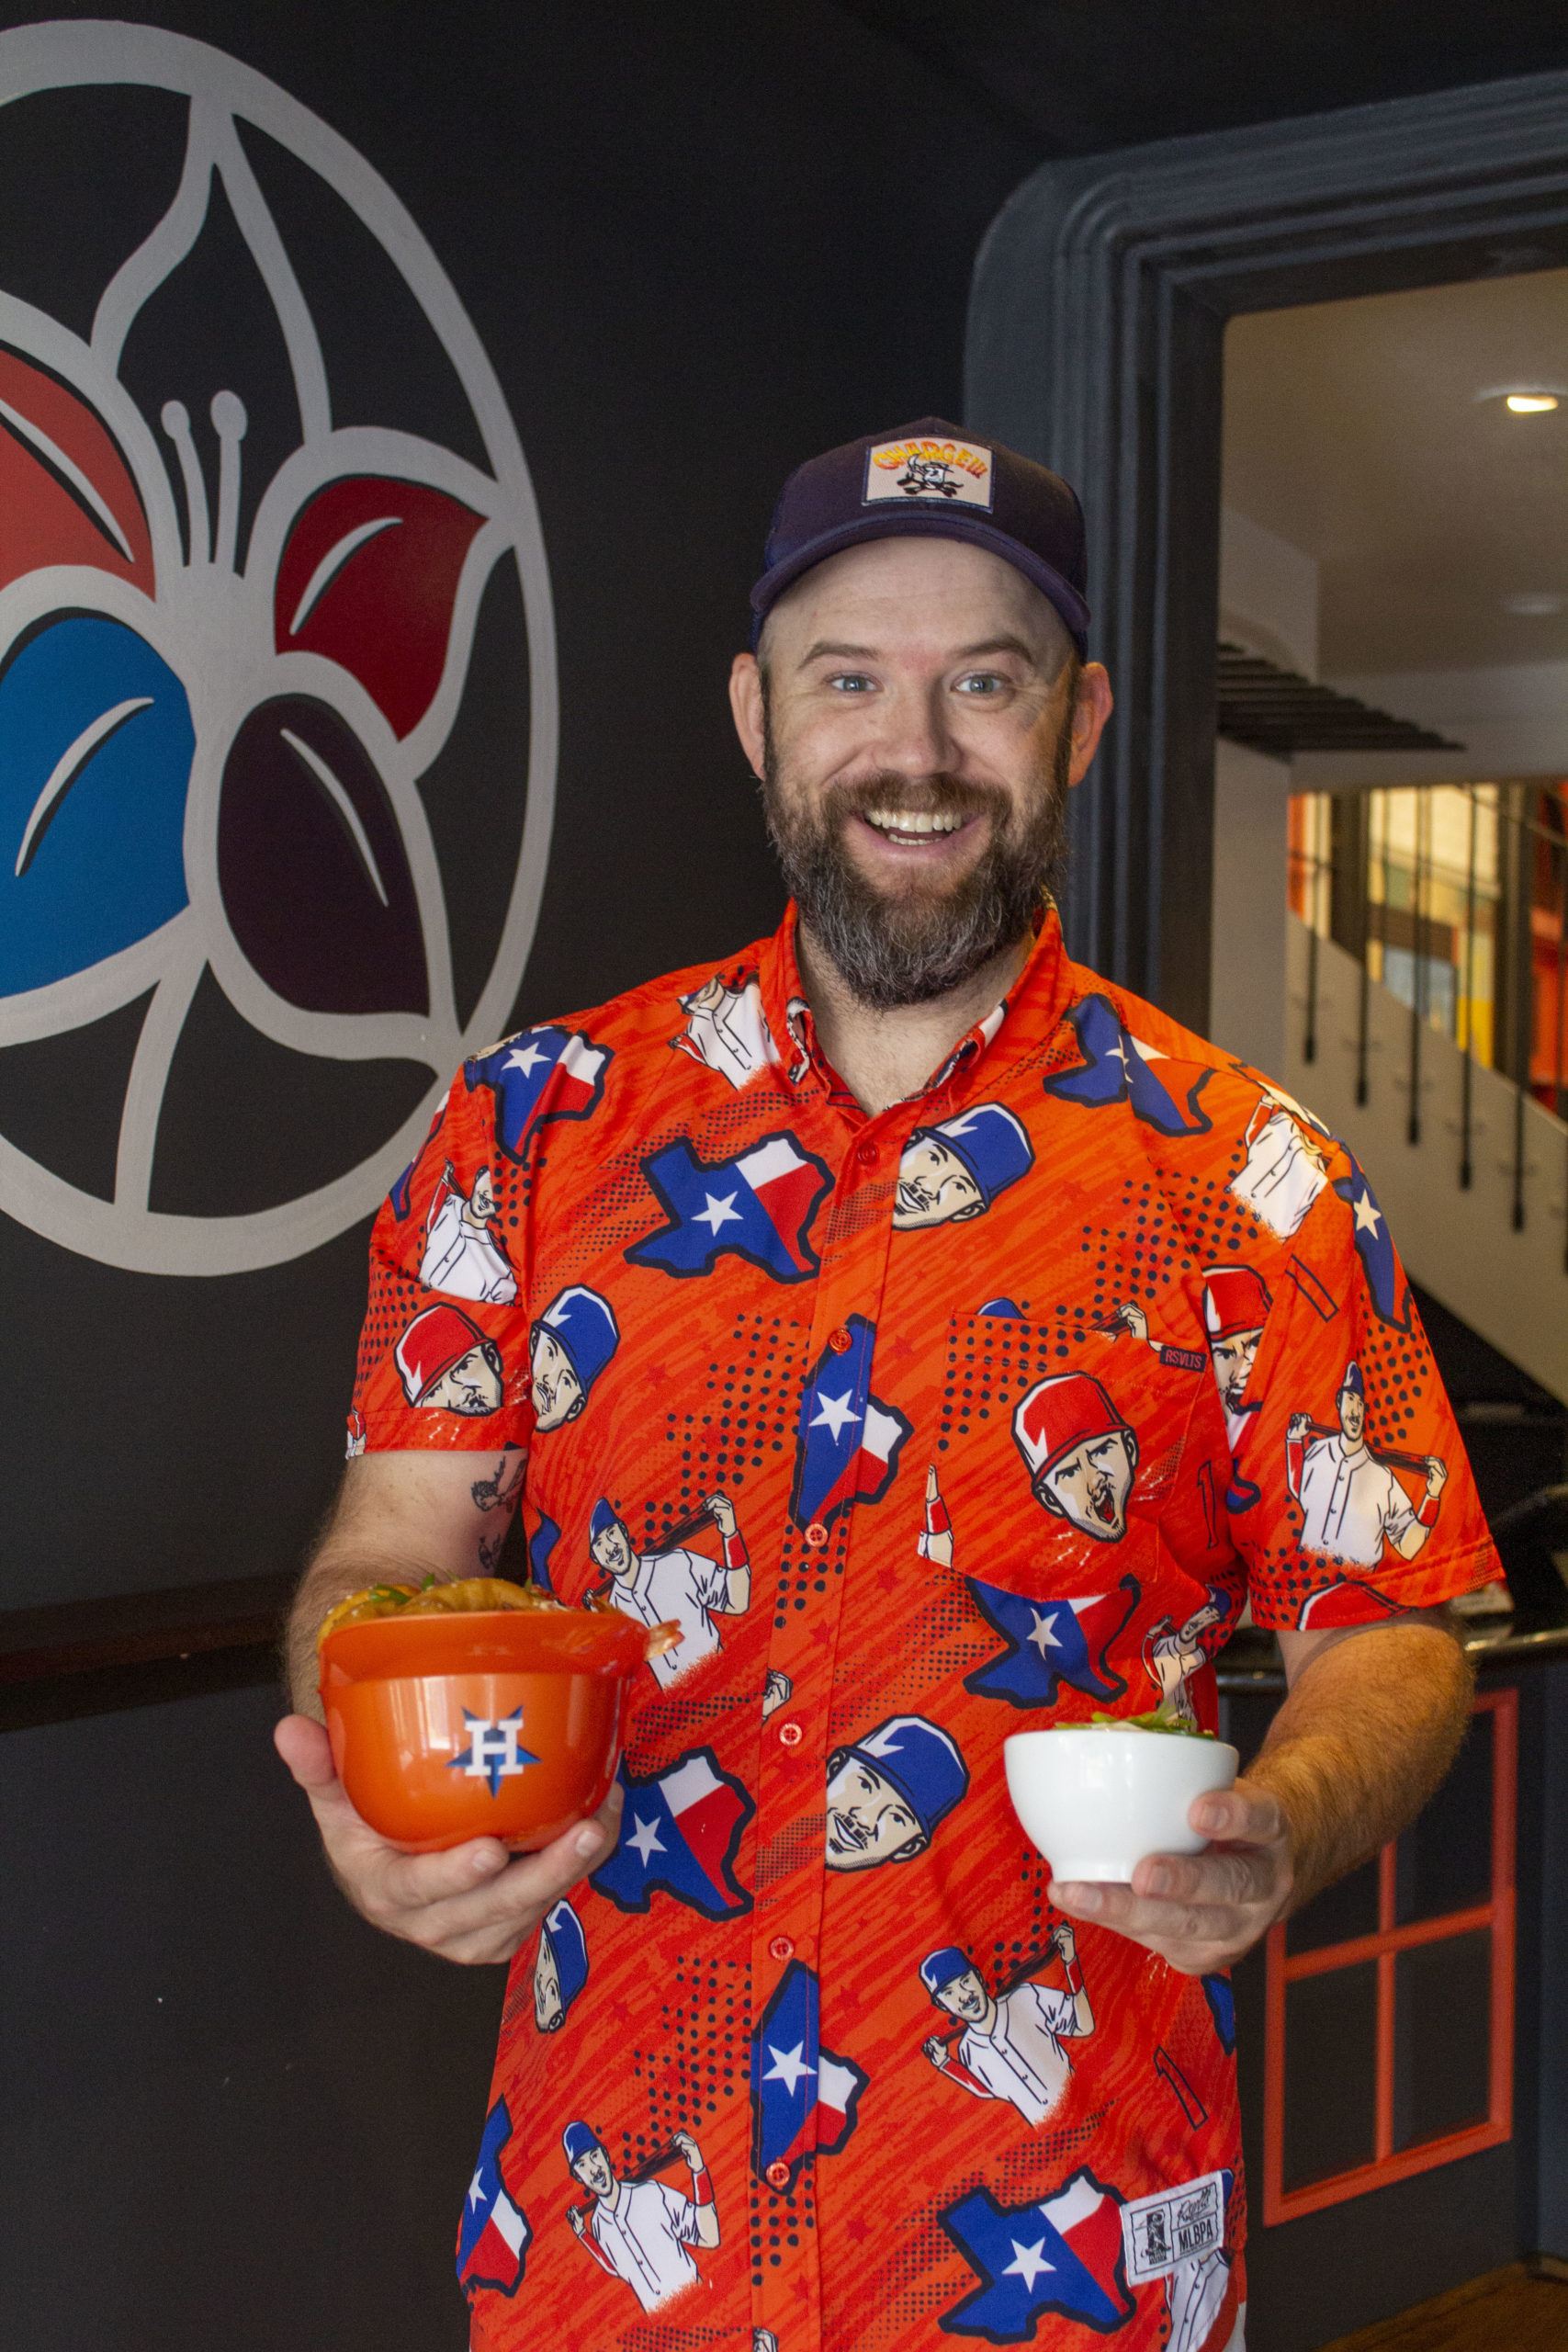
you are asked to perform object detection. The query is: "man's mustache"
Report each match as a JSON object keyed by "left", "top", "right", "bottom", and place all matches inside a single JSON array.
[{"left": 824, "top": 773, "right": 1010, "bottom": 826}]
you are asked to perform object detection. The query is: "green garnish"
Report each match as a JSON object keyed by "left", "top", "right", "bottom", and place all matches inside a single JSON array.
[{"left": 1089, "top": 1709, "right": 1218, "bottom": 1738}]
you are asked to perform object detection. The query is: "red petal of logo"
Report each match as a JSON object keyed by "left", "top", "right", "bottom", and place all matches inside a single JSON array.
[
  {"left": 0, "top": 350, "right": 155, "bottom": 594},
  {"left": 219, "top": 695, "right": 427, "bottom": 1014},
  {"left": 273, "top": 476, "right": 485, "bottom": 738}
]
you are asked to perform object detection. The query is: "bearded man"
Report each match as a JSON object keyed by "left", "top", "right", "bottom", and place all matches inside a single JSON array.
[{"left": 277, "top": 421, "right": 1494, "bottom": 2352}]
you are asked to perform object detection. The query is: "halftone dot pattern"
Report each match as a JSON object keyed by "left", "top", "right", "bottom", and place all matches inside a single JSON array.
[
  {"left": 350, "top": 922, "right": 1492, "bottom": 2352},
  {"left": 756, "top": 1813, "right": 826, "bottom": 1899},
  {"left": 823, "top": 1178, "right": 894, "bottom": 1246},
  {"left": 664, "top": 1309, "right": 808, "bottom": 1530}
]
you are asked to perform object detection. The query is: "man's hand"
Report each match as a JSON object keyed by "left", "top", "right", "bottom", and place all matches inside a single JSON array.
[
  {"left": 921, "top": 2034, "right": 949, "bottom": 2067},
  {"left": 567, "top": 2205, "right": 588, "bottom": 2239},
  {"left": 672, "top": 2130, "right": 704, "bottom": 2165},
  {"left": 707, "top": 1492, "right": 738, "bottom": 1539},
  {"left": 1049, "top": 1780, "right": 1291, "bottom": 1974},
  {"left": 274, "top": 1713, "right": 624, "bottom": 1965},
  {"left": 1425, "top": 1457, "right": 1448, "bottom": 1496}
]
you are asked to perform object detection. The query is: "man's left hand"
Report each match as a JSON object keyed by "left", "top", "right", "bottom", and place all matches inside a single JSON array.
[{"left": 1048, "top": 1778, "right": 1292, "bottom": 1974}]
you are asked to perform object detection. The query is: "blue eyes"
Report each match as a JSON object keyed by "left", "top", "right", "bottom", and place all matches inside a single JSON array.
[{"left": 825, "top": 673, "right": 1007, "bottom": 695}]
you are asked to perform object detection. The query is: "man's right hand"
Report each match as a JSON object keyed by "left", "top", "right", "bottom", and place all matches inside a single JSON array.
[{"left": 274, "top": 1713, "right": 624, "bottom": 1965}]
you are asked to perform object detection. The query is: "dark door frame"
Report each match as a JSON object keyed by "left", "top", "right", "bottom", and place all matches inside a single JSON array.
[{"left": 965, "top": 69, "right": 1568, "bottom": 1033}]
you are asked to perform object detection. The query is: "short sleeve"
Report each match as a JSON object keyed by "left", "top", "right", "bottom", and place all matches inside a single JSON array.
[
  {"left": 1227, "top": 1151, "right": 1499, "bottom": 1631},
  {"left": 1033, "top": 1983, "right": 1079, "bottom": 2035},
  {"left": 349, "top": 1064, "right": 535, "bottom": 1455},
  {"left": 690, "top": 1549, "right": 732, "bottom": 1606}
]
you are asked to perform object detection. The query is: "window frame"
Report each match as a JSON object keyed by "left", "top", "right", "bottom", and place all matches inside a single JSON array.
[{"left": 1262, "top": 1684, "right": 1517, "bottom": 2223}]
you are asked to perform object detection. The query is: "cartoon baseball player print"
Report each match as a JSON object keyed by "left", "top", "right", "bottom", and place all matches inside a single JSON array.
[
  {"left": 1142, "top": 1591, "right": 1232, "bottom": 1729},
  {"left": 1013, "top": 1373, "right": 1139, "bottom": 1543},
  {"left": 1098, "top": 1299, "right": 1207, "bottom": 1379},
  {"left": 671, "top": 971, "right": 780, "bottom": 1088},
  {"left": 891, "top": 1102, "right": 1034, "bottom": 1231},
  {"left": 419, "top": 1160, "right": 518, "bottom": 1304},
  {"left": 1288, "top": 1360, "right": 1448, "bottom": 1565},
  {"left": 762, "top": 1669, "right": 794, "bottom": 1721},
  {"left": 1227, "top": 1086, "right": 1330, "bottom": 1239},
  {"left": 533, "top": 1898, "right": 589, "bottom": 2034},
  {"left": 919, "top": 1926, "right": 1094, "bottom": 2129},
  {"left": 528, "top": 1285, "right": 619, "bottom": 1433},
  {"left": 1166, "top": 2244, "right": 1233, "bottom": 2352},
  {"left": 587, "top": 1494, "right": 750, "bottom": 1686},
  {"left": 1199, "top": 1265, "right": 1271, "bottom": 1445},
  {"left": 824, "top": 1713, "right": 969, "bottom": 1872},
  {"left": 394, "top": 1302, "right": 505, "bottom": 1416},
  {"left": 918, "top": 1464, "right": 953, "bottom": 1566},
  {"left": 562, "top": 2122, "right": 717, "bottom": 2312}
]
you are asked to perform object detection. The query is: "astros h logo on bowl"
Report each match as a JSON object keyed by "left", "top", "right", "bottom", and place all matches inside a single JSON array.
[{"left": 0, "top": 21, "right": 557, "bottom": 1275}]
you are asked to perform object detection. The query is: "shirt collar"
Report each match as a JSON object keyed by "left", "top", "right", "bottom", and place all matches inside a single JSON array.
[{"left": 756, "top": 899, "right": 1075, "bottom": 1112}]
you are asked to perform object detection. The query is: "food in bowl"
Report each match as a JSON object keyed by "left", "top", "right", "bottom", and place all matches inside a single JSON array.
[
  {"left": 318, "top": 1576, "right": 679, "bottom": 1853},
  {"left": 1004, "top": 1715, "right": 1239, "bottom": 1883}
]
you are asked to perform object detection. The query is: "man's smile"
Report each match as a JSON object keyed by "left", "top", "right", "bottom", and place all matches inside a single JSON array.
[
  {"left": 850, "top": 806, "right": 981, "bottom": 857},
  {"left": 828, "top": 1809, "right": 870, "bottom": 1850}
]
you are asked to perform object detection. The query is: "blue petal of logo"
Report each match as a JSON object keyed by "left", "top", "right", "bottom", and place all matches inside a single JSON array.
[{"left": 0, "top": 616, "right": 194, "bottom": 991}]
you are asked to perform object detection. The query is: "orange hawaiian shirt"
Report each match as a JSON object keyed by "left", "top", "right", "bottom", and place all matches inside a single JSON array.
[{"left": 351, "top": 907, "right": 1496, "bottom": 2352}]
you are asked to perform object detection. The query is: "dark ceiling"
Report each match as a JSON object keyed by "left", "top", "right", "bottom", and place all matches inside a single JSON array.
[{"left": 841, "top": 1, "right": 1568, "bottom": 154}]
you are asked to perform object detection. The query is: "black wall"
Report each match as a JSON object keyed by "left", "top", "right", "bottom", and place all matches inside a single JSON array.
[
  {"left": 0, "top": 9, "right": 1033, "bottom": 2348},
  {"left": 6, "top": 10, "right": 1567, "bottom": 2350}
]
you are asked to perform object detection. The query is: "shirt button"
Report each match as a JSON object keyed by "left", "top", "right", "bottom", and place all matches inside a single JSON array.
[
  {"left": 856, "top": 1138, "right": 878, "bottom": 1166},
  {"left": 768, "top": 1934, "right": 795, "bottom": 1962},
  {"left": 777, "top": 1719, "right": 804, "bottom": 1748},
  {"left": 829, "top": 1325, "right": 852, "bottom": 1353},
  {"left": 766, "top": 2160, "right": 791, "bottom": 2190},
  {"left": 804, "top": 1521, "right": 829, "bottom": 1549}
]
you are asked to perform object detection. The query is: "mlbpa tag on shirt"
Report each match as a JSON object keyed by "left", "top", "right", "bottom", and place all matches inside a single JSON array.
[
  {"left": 863, "top": 435, "right": 994, "bottom": 508},
  {"left": 1120, "top": 2169, "right": 1228, "bottom": 2282}
]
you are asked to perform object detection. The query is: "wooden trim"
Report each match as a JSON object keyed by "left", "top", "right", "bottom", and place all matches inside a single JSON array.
[
  {"left": 1262, "top": 1687, "right": 1518, "bottom": 2223},
  {"left": 0, "top": 1575, "right": 295, "bottom": 1731},
  {"left": 0, "top": 1573, "right": 297, "bottom": 1682}
]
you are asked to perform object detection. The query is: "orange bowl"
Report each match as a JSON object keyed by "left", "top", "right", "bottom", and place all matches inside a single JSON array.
[{"left": 320, "top": 1608, "right": 647, "bottom": 1852}]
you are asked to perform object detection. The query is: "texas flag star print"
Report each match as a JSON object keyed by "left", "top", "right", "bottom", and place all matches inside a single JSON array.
[{"left": 352, "top": 904, "right": 1498, "bottom": 2352}]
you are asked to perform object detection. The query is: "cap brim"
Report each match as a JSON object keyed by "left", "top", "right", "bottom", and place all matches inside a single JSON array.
[{"left": 750, "top": 510, "right": 1089, "bottom": 653}]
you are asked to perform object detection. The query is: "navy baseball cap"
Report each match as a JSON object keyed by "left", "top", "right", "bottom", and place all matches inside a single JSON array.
[{"left": 750, "top": 417, "right": 1089, "bottom": 654}]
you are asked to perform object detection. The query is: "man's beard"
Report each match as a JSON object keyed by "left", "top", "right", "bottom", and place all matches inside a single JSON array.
[{"left": 760, "top": 714, "right": 1071, "bottom": 1011}]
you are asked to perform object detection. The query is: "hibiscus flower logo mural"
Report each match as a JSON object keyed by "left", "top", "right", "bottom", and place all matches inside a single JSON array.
[{"left": 0, "top": 22, "right": 556, "bottom": 1273}]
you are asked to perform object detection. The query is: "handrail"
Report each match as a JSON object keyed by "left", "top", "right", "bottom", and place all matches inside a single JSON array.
[{"left": 1288, "top": 780, "right": 1568, "bottom": 1264}]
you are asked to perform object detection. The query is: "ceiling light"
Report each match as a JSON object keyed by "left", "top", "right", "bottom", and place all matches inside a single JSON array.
[
  {"left": 1503, "top": 593, "right": 1564, "bottom": 616},
  {"left": 1475, "top": 380, "right": 1567, "bottom": 408}
]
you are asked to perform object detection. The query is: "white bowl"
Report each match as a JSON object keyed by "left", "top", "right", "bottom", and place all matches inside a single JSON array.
[{"left": 1004, "top": 1725, "right": 1239, "bottom": 1883}]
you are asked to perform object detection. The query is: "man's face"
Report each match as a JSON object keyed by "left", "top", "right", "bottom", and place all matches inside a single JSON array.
[
  {"left": 1038, "top": 1429, "right": 1135, "bottom": 1542},
  {"left": 824, "top": 1755, "right": 925, "bottom": 1871},
  {"left": 572, "top": 2145, "right": 614, "bottom": 2199},
  {"left": 591, "top": 1519, "right": 635, "bottom": 1580},
  {"left": 534, "top": 1937, "right": 563, "bottom": 2031},
  {"left": 1338, "top": 1385, "right": 1366, "bottom": 1444},
  {"left": 1210, "top": 1327, "right": 1263, "bottom": 1415},
  {"left": 468, "top": 1167, "right": 496, "bottom": 1222},
  {"left": 530, "top": 1329, "right": 584, "bottom": 1430},
  {"left": 935, "top": 1967, "right": 991, "bottom": 2025},
  {"left": 893, "top": 1135, "right": 985, "bottom": 1230},
  {"left": 424, "top": 1344, "right": 503, "bottom": 1416},
  {"left": 733, "top": 538, "right": 1111, "bottom": 1009}
]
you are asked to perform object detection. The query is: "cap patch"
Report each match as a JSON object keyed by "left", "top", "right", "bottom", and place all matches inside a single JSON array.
[{"left": 863, "top": 435, "right": 994, "bottom": 511}]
